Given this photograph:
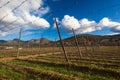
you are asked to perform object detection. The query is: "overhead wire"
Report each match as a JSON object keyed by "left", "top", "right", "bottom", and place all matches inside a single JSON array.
[
  {"left": 12, "top": 0, "right": 27, "bottom": 12},
  {"left": 0, "top": 0, "right": 28, "bottom": 33},
  {"left": 0, "top": 1, "right": 10, "bottom": 9},
  {"left": 0, "top": 0, "right": 28, "bottom": 22},
  {"left": 1, "top": 0, "right": 120, "bottom": 37},
  {"left": 0, "top": 0, "right": 80, "bottom": 33},
  {"left": 0, "top": 0, "right": 41, "bottom": 32},
  {"left": 0, "top": 19, "right": 18, "bottom": 31}
]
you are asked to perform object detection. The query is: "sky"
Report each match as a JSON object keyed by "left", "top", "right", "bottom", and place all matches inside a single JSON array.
[{"left": 0, "top": 0, "right": 120, "bottom": 41}]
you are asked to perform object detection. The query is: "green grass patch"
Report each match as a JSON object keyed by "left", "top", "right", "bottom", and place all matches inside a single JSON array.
[
  {"left": 8, "top": 59, "right": 114, "bottom": 80},
  {"left": 0, "top": 63, "right": 26, "bottom": 80}
]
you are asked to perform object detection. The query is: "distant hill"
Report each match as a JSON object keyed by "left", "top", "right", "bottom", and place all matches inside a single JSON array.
[
  {"left": 62, "top": 34, "right": 120, "bottom": 46},
  {"left": 0, "top": 38, "right": 51, "bottom": 47},
  {"left": 28, "top": 38, "right": 51, "bottom": 47},
  {"left": 0, "top": 40, "right": 7, "bottom": 44},
  {"left": 0, "top": 34, "right": 120, "bottom": 47}
]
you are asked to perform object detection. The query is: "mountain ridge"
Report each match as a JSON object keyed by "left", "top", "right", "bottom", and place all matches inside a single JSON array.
[{"left": 0, "top": 34, "right": 120, "bottom": 46}]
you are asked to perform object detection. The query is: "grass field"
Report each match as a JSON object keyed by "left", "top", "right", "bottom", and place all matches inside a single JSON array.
[{"left": 0, "top": 46, "right": 120, "bottom": 80}]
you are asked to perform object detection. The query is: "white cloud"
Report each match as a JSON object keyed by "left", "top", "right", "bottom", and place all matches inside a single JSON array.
[
  {"left": 0, "top": 0, "right": 50, "bottom": 36},
  {"left": 0, "top": 31, "right": 7, "bottom": 36},
  {"left": 78, "top": 18, "right": 96, "bottom": 33},
  {"left": 33, "top": 7, "right": 50, "bottom": 17},
  {"left": 23, "top": 12, "right": 50, "bottom": 28},
  {"left": 60, "top": 15, "right": 120, "bottom": 34},
  {"left": 97, "top": 17, "right": 120, "bottom": 30},
  {"left": 62, "top": 15, "right": 80, "bottom": 30},
  {"left": 106, "top": 32, "right": 120, "bottom": 35},
  {"left": 112, "top": 25, "right": 120, "bottom": 32},
  {"left": 22, "top": 31, "right": 34, "bottom": 36}
]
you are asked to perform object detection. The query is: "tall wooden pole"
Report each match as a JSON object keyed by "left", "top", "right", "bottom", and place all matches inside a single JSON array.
[
  {"left": 53, "top": 38, "right": 56, "bottom": 54},
  {"left": 54, "top": 17, "right": 69, "bottom": 62},
  {"left": 39, "top": 37, "right": 41, "bottom": 52},
  {"left": 28, "top": 41, "right": 29, "bottom": 49},
  {"left": 27, "top": 41, "right": 30, "bottom": 52},
  {"left": 39, "top": 35, "right": 43, "bottom": 52},
  {"left": 86, "top": 35, "right": 94, "bottom": 55},
  {"left": 82, "top": 35, "right": 90, "bottom": 56},
  {"left": 72, "top": 28, "right": 83, "bottom": 59},
  {"left": 17, "top": 28, "right": 22, "bottom": 58},
  {"left": 91, "top": 42, "right": 95, "bottom": 52}
]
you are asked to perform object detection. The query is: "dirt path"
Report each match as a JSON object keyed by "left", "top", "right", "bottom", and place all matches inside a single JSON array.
[{"left": 0, "top": 52, "right": 61, "bottom": 62}]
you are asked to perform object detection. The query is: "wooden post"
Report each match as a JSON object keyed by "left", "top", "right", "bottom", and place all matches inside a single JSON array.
[
  {"left": 86, "top": 35, "right": 94, "bottom": 55},
  {"left": 28, "top": 41, "right": 29, "bottom": 49},
  {"left": 91, "top": 43, "right": 95, "bottom": 52},
  {"left": 17, "top": 28, "right": 22, "bottom": 58},
  {"left": 54, "top": 17, "right": 69, "bottom": 62},
  {"left": 72, "top": 28, "right": 83, "bottom": 59},
  {"left": 82, "top": 35, "right": 90, "bottom": 56},
  {"left": 39, "top": 35, "right": 43, "bottom": 52},
  {"left": 53, "top": 38, "right": 56, "bottom": 54},
  {"left": 27, "top": 41, "right": 29, "bottom": 52},
  {"left": 39, "top": 38, "right": 41, "bottom": 52}
]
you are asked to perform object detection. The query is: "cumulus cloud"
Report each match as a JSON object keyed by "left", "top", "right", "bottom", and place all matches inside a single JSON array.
[
  {"left": 62, "top": 15, "right": 80, "bottom": 30},
  {"left": 106, "top": 32, "right": 120, "bottom": 35},
  {"left": 78, "top": 18, "right": 97, "bottom": 33},
  {"left": 0, "top": 31, "right": 7, "bottom": 36},
  {"left": 112, "top": 26, "right": 120, "bottom": 32},
  {"left": 60, "top": 15, "right": 120, "bottom": 34},
  {"left": 97, "top": 18, "right": 120, "bottom": 30},
  {"left": 33, "top": 7, "right": 50, "bottom": 17},
  {"left": 0, "top": 0, "right": 50, "bottom": 36}
]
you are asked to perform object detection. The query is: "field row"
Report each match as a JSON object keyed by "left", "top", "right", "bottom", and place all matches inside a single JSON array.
[{"left": 0, "top": 46, "right": 120, "bottom": 80}]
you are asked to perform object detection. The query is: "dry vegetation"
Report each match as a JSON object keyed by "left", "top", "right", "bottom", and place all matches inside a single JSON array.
[{"left": 0, "top": 46, "right": 120, "bottom": 80}]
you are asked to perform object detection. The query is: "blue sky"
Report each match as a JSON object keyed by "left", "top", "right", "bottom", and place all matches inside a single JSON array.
[
  {"left": 0, "top": 0, "right": 120, "bottom": 40},
  {"left": 42, "top": 0, "right": 120, "bottom": 40}
]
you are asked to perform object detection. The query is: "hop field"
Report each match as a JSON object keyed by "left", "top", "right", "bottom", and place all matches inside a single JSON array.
[{"left": 0, "top": 46, "right": 120, "bottom": 80}]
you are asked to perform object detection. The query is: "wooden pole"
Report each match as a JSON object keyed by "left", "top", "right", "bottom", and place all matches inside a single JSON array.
[
  {"left": 17, "top": 28, "right": 22, "bottom": 58},
  {"left": 39, "top": 35, "right": 43, "bottom": 52},
  {"left": 86, "top": 35, "right": 94, "bottom": 55},
  {"left": 82, "top": 35, "right": 90, "bottom": 56},
  {"left": 72, "top": 28, "right": 83, "bottom": 59},
  {"left": 54, "top": 17, "right": 69, "bottom": 62},
  {"left": 28, "top": 41, "right": 29, "bottom": 49},
  {"left": 39, "top": 38, "right": 41, "bottom": 52},
  {"left": 53, "top": 38, "right": 56, "bottom": 54},
  {"left": 27, "top": 41, "right": 29, "bottom": 52},
  {"left": 91, "top": 43, "right": 95, "bottom": 52}
]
